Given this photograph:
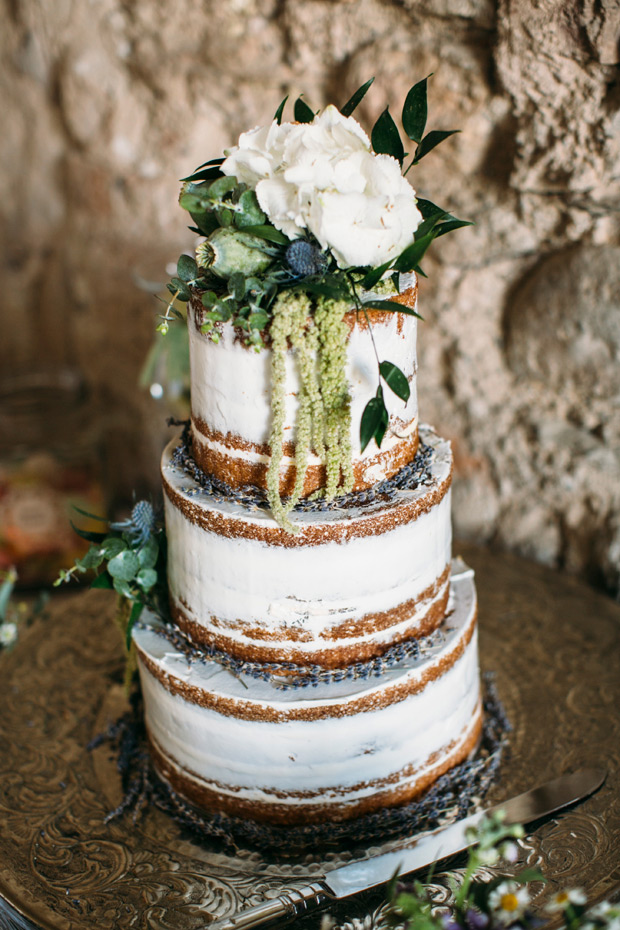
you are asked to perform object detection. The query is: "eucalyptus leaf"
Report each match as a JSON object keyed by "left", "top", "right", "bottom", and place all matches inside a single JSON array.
[
  {"left": 101, "top": 537, "right": 126, "bottom": 558},
  {"left": 402, "top": 75, "right": 431, "bottom": 143},
  {"left": 341, "top": 78, "right": 374, "bottom": 117},
  {"left": 107, "top": 549, "right": 140, "bottom": 582},
  {"left": 234, "top": 189, "right": 267, "bottom": 228},
  {"left": 274, "top": 95, "right": 289, "bottom": 125},
  {"left": 179, "top": 188, "right": 210, "bottom": 214},
  {"left": 126, "top": 600, "right": 144, "bottom": 650},
  {"left": 249, "top": 310, "right": 270, "bottom": 330},
  {"left": 136, "top": 568, "right": 158, "bottom": 592},
  {"left": 113, "top": 577, "right": 133, "bottom": 599},
  {"left": 177, "top": 254, "right": 199, "bottom": 283},
  {"left": 294, "top": 96, "right": 315, "bottom": 123},
  {"left": 214, "top": 207, "right": 233, "bottom": 227},
  {"left": 201, "top": 291, "right": 218, "bottom": 309},
  {"left": 137, "top": 537, "right": 159, "bottom": 569},
  {"left": 166, "top": 278, "right": 191, "bottom": 302},
  {"left": 371, "top": 107, "right": 404, "bottom": 165},
  {"left": 208, "top": 176, "right": 237, "bottom": 199},
  {"left": 379, "top": 360, "right": 410, "bottom": 401},
  {"left": 76, "top": 548, "right": 105, "bottom": 571},
  {"left": 91, "top": 573, "right": 113, "bottom": 590},
  {"left": 414, "top": 129, "right": 459, "bottom": 164},
  {"left": 229, "top": 272, "right": 246, "bottom": 301}
]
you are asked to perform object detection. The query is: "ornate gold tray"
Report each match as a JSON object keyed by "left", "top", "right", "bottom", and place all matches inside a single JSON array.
[{"left": 1, "top": 544, "right": 619, "bottom": 930}]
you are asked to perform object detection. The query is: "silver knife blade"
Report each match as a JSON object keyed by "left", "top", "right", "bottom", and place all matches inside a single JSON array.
[
  {"left": 325, "top": 768, "right": 605, "bottom": 898},
  {"left": 206, "top": 768, "right": 605, "bottom": 930}
]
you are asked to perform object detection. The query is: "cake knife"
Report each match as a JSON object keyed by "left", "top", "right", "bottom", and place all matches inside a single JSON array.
[{"left": 205, "top": 768, "right": 605, "bottom": 930}]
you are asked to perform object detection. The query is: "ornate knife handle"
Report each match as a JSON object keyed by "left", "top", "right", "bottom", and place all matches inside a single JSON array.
[{"left": 206, "top": 881, "right": 332, "bottom": 930}]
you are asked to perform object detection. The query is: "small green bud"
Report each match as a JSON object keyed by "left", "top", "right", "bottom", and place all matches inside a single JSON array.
[{"left": 196, "top": 227, "right": 274, "bottom": 279}]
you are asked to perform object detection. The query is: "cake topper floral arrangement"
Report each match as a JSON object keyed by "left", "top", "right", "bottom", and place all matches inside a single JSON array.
[{"left": 159, "top": 77, "right": 471, "bottom": 526}]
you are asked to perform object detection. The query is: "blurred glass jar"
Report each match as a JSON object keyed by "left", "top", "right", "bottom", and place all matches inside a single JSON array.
[{"left": 0, "top": 370, "right": 106, "bottom": 588}]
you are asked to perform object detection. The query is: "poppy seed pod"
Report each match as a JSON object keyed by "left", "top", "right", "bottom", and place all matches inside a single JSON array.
[{"left": 196, "top": 227, "right": 274, "bottom": 278}]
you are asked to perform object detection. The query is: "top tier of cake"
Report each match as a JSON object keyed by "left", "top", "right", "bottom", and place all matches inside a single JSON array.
[{"left": 188, "top": 273, "right": 419, "bottom": 496}]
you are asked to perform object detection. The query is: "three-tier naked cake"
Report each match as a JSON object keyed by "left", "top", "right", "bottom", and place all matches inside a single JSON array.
[{"left": 132, "top": 84, "right": 482, "bottom": 825}]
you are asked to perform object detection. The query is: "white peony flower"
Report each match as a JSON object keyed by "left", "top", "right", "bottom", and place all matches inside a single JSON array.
[
  {"left": 221, "top": 105, "right": 422, "bottom": 269},
  {"left": 222, "top": 120, "right": 294, "bottom": 188}
]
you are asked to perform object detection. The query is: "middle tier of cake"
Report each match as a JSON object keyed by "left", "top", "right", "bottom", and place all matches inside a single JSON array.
[{"left": 162, "top": 426, "right": 453, "bottom": 670}]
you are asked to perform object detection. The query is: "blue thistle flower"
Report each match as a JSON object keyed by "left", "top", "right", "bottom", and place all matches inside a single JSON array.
[
  {"left": 110, "top": 500, "right": 156, "bottom": 546},
  {"left": 285, "top": 239, "right": 328, "bottom": 278}
]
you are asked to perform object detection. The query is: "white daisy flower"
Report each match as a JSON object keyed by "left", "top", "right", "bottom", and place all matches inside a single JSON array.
[
  {"left": 545, "top": 889, "right": 587, "bottom": 913},
  {"left": 488, "top": 882, "right": 530, "bottom": 925},
  {"left": 0, "top": 621, "right": 18, "bottom": 647},
  {"left": 590, "top": 901, "right": 620, "bottom": 929}
]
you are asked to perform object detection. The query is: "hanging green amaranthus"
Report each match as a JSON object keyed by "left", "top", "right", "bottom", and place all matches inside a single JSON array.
[
  {"left": 314, "top": 296, "right": 354, "bottom": 499},
  {"left": 266, "top": 291, "right": 353, "bottom": 531}
]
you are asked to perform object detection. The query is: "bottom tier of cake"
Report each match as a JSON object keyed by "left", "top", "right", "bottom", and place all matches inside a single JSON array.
[{"left": 133, "top": 561, "right": 481, "bottom": 826}]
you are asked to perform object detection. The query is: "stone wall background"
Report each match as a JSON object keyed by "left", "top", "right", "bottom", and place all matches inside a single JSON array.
[{"left": 1, "top": 0, "right": 619, "bottom": 593}]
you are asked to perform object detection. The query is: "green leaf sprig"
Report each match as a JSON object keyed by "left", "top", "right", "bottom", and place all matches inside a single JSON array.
[{"left": 55, "top": 501, "right": 167, "bottom": 651}]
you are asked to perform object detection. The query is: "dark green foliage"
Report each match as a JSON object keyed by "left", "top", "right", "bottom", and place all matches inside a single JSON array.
[
  {"left": 360, "top": 386, "right": 389, "bottom": 452},
  {"left": 341, "top": 78, "right": 375, "bottom": 117},
  {"left": 274, "top": 95, "right": 289, "bottom": 124},
  {"left": 402, "top": 75, "right": 431, "bottom": 143},
  {"left": 371, "top": 107, "right": 405, "bottom": 165},
  {"left": 294, "top": 96, "right": 315, "bottom": 123},
  {"left": 379, "top": 360, "right": 410, "bottom": 401}
]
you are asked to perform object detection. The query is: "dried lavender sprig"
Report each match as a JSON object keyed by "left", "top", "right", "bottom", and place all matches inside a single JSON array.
[{"left": 139, "top": 615, "right": 446, "bottom": 690}]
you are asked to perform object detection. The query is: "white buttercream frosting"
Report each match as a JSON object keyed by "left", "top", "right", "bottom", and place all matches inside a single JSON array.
[
  {"left": 162, "top": 426, "right": 453, "bottom": 663},
  {"left": 188, "top": 273, "right": 418, "bottom": 468},
  {"left": 134, "top": 565, "right": 480, "bottom": 813}
]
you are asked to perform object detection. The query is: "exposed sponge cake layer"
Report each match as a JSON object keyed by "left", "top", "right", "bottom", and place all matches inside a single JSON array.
[
  {"left": 162, "top": 426, "right": 452, "bottom": 669},
  {"left": 134, "top": 564, "right": 480, "bottom": 825},
  {"left": 188, "top": 274, "right": 419, "bottom": 496}
]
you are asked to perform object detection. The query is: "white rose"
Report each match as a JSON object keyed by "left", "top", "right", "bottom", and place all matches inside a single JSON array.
[{"left": 221, "top": 105, "right": 422, "bottom": 269}]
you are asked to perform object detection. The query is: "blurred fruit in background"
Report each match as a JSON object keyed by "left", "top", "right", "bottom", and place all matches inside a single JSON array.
[{"left": 0, "top": 371, "right": 105, "bottom": 588}]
